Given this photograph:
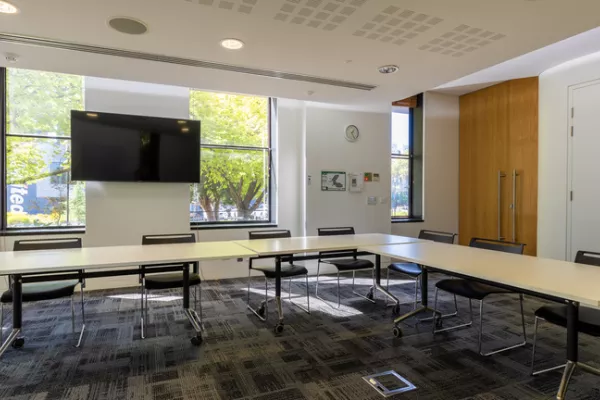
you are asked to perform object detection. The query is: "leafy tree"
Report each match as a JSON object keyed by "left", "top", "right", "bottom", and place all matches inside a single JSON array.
[{"left": 190, "top": 91, "right": 269, "bottom": 221}]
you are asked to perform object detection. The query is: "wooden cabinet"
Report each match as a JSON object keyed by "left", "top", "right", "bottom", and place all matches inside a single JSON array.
[{"left": 459, "top": 78, "right": 538, "bottom": 255}]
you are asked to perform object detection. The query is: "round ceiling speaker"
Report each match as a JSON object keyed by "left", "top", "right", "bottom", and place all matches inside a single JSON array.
[{"left": 108, "top": 17, "right": 148, "bottom": 35}]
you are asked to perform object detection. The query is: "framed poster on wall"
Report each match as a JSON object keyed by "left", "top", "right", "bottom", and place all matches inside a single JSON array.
[{"left": 321, "top": 171, "right": 346, "bottom": 191}]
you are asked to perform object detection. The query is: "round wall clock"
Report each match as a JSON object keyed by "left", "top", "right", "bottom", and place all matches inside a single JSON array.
[{"left": 345, "top": 125, "right": 359, "bottom": 142}]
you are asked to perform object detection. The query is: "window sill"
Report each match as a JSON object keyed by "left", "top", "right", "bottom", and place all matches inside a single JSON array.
[
  {"left": 0, "top": 228, "right": 86, "bottom": 236},
  {"left": 192, "top": 223, "right": 278, "bottom": 231},
  {"left": 391, "top": 218, "right": 424, "bottom": 224}
]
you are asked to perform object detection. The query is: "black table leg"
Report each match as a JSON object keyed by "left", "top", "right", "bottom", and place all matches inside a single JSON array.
[
  {"left": 0, "top": 274, "right": 23, "bottom": 358},
  {"left": 373, "top": 254, "right": 401, "bottom": 306},
  {"left": 391, "top": 267, "right": 441, "bottom": 338},
  {"left": 274, "top": 256, "right": 284, "bottom": 333},
  {"left": 556, "top": 301, "right": 579, "bottom": 399}
]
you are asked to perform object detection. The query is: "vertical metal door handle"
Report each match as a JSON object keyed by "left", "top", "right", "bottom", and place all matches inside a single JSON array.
[
  {"left": 498, "top": 170, "right": 506, "bottom": 240},
  {"left": 512, "top": 170, "right": 519, "bottom": 242}
]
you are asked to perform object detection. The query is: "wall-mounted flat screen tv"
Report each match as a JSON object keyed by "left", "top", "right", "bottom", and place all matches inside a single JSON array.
[{"left": 71, "top": 110, "right": 200, "bottom": 183}]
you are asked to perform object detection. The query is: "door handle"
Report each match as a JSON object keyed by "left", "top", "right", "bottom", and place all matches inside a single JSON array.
[
  {"left": 511, "top": 169, "right": 519, "bottom": 242},
  {"left": 498, "top": 170, "right": 506, "bottom": 241}
]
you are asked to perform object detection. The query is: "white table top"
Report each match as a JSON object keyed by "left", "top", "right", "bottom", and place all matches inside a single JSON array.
[
  {"left": 0, "top": 242, "right": 257, "bottom": 275},
  {"left": 361, "top": 242, "right": 600, "bottom": 308},
  {"left": 234, "top": 233, "right": 422, "bottom": 256}
]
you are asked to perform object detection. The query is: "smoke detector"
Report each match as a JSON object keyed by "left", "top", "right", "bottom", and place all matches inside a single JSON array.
[
  {"left": 108, "top": 17, "right": 148, "bottom": 35},
  {"left": 378, "top": 65, "right": 399, "bottom": 74}
]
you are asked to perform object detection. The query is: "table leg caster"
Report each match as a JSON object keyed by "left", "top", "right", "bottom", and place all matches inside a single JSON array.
[
  {"left": 392, "top": 326, "right": 403, "bottom": 338},
  {"left": 190, "top": 334, "right": 203, "bottom": 346},
  {"left": 274, "top": 323, "right": 284, "bottom": 334},
  {"left": 257, "top": 304, "right": 266, "bottom": 318},
  {"left": 12, "top": 337, "right": 25, "bottom": 349},
  {"left": 392, "top": 304, "right": 401, "bottom": 315},
  {"left": 366, "top": 290, "right": 374, "bottom": 301},
  {"left": 435, "top": 316, "right": 443, "bottom": 329}
]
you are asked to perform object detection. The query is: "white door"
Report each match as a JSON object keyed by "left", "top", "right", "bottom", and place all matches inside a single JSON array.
[{"left": 570, "top": 82, "right": 600, "bottom": 261}]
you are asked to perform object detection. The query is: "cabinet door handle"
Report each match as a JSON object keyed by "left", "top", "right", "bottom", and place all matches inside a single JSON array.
[
  {"left": 498, "top": 170, "right": 506, "bottom": 240},
  {"left": 512, "top": 169, "right": 519, "bottom": 242}
]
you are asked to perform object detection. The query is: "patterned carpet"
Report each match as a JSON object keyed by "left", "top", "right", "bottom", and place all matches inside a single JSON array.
[{"left": 0, "top": 272, "right": 599, "bottom": 400}]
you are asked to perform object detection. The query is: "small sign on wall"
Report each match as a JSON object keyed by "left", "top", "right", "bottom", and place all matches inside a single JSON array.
[{"left": 321, "top": 171, "right": 346, "bottom": 191}]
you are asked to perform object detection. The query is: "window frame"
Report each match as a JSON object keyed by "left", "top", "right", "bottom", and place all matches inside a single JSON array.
[
  {"left": 189, "top": 96, "right": 274, "bottom": 227},
  {"left": 1, "top": 67, "right": 85, "bottom": 231},
  {"left": 391, "top": 107, "right": 415, "bottom": 221}
]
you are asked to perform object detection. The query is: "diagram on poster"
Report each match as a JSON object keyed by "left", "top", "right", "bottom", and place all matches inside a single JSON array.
[{"left": 321, "top": 171, "right": 346, "bottom": 191}]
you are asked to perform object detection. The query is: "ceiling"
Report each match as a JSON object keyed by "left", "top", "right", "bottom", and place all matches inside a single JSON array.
[
  {"left": 0, "top": 0, "right": 599, "bottom": 111},
  {"left": 435, "top": 27, "right": 600, "bottom": 96}
]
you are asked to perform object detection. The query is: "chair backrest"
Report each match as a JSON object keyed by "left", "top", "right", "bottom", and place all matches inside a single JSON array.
[
  {"left": 248, "top": 230, "right": 291, "bottom": 240},
  {"left": 317, "top": 227, "right": 355, "bottom": 236},
  {"left": 575, "top": 250, "right": 600, "bottom": 267},
  {"left": 142, "top": 233, "right": 195, "bottom": 245},
  {"left": 317, "top": 227, "right": 356, "bottom": 258},
  {"left": 418, "top": 230, "right": 456, "bottom": 244},
  {"left": 13, "top": 237, "right": 82, "bottom": 251},
  {"left": 469, "top": 237, "right": 525, "bottom": 255}
]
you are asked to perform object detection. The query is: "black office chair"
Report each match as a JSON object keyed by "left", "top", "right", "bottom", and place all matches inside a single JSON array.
[
  {"left": 246, "top": 230, "right": 310, "bottom": 322},
  {"left": 432, "top": 237, "right": 527, "bottom": 356},
  {"left": 530, "top": 250, "right": 600, "bottom": 375},
  {"left": 386, "top": 230, "right": 456, "bottom": 311},
  {"left": 0, "top": 238, "right": 85, "bottom": 349},
  {"left": 140, "top": 234, "right": 202, "bottom": 341},
  {"left": 316, "top": 227, "right": 375, "bottom": 308}
]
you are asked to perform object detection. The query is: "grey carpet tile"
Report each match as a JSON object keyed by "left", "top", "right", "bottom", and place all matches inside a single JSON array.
[{"left": 0, "top": 272, "right": 599, "bottom": 399}]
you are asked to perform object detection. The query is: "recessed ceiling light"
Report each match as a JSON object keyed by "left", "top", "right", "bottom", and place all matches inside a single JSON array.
[
  {"left": 220, "top": 38, "right": 244, "bottom": 50},
  {"left": 378, "top": 65, "right": 399, "bottom": 74},
  {"left": 0, "top": 1, "right": 19, "bottom": 14}
]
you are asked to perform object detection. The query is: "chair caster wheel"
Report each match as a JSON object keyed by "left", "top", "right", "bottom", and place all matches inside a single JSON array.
[
  {"left": 392, "top": 327, "right": 403, "bottom": 338},
  {"left": 12, "top": 338, "right": 25, "bottom": 349},
  {"left": 257, "top": 305, "right": 266, "bottom": 317},
  {"left": 274, "top": 323, "right": 284, "bottom": 334},
  {"left": 392, "top": 304, "right": 400, "bottom": 315},
  {"left": 366, "top": 291, "right": 374, "bottom": 301},
  {"left": 190, "top": 335, "right": 203, "bottom": 346}
]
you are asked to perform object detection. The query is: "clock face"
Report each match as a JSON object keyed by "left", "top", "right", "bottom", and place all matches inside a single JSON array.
[{"left": 345, "top": 125, "right": 359, "bottom": 142}]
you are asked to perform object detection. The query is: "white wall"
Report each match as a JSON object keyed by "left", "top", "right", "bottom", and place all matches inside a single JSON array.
[
  {"left": 391, "top": 92, "right": 459, "bottom": 238},
  {"left": 305, "top": 104, "right": 392, "bottom": 236},
  {"left": 538, "top": 51, "right": 600, "bottom": 260}
]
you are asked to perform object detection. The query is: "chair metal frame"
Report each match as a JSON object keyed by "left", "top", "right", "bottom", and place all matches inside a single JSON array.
[
  {"left": 315, "top": 227, "right": 376, "bottom": 308},
  {"left": 1, "top": 238, "right": 85, "bottom": 348},
  {"left": 246, "top": 230, "right": 310, "bottom": 322},
  {"left": 530, "top": 250, "right": 600, "bottom": 376},
  {"left": 385, "top": 230, "right": 457, "bottom": 312},
  {"left": 140, "top": 233, "right": 202, "bottom": 340},
  {"left": 432, "top": 237, "right": 527, "bottom": 357}
]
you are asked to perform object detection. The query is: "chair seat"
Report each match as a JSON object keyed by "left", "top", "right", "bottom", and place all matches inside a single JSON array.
[
  {"left": 253, "top": 265, "right": 308, "bottom": 279},
  {"left": 388, "top": 262, "right": 422, "bottom": 276},
  {"left": 1, "top": 280, "right": 79, "bottom": 303},
  {"left": 535, "top": 305, "right": 600, "bottom": 337},
  {"left": 323, "top": 259, "right": 374, "bottom": 271},
  {"left": 144, "top": 273, "right": 201, "bottom": 290},
  {"left": 436, "top": 279, "right": 511, "bottom": 300}
]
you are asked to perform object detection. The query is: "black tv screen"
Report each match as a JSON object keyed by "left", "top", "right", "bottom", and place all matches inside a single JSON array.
[{"left": 71, "top": 110, "right": 200, "bottom": 183}]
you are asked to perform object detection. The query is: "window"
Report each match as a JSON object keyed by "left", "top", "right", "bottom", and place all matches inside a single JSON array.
[
  {"left": 391, "top": 110, "right": 411, "bottom": 219},
  {"left": 4, "top": 68, "right": 86, "bottom": 229},
  {"left": 189, "top": 91, "right": 271, "bottom": 225}
]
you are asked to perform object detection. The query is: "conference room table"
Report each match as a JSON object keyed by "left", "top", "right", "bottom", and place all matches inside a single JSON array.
[
  {"left": 0, "top": 241, "right": 257, "bottom": 358},
  {"left": 0, "top": 233, "right": 419, "bottom": 359},
  {"left": 360, "top": 241, "right": 600, "bottom": 400},
  {"left": 234, "top": 233, "right": 423, "bottom": 332}
]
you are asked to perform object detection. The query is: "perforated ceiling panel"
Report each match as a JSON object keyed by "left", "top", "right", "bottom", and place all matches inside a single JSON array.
[
  {"left": 274, "top": 0, "right": 369, "bottom": 31},
  {"left": 353, "top": 6, "right": 443, "bottom": 46},
  {"left": 186, "top": 0, "right": 259, "bottom": 14},
  {"left": 419, "top": 25, "right": 506, "bottom": 58}
]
